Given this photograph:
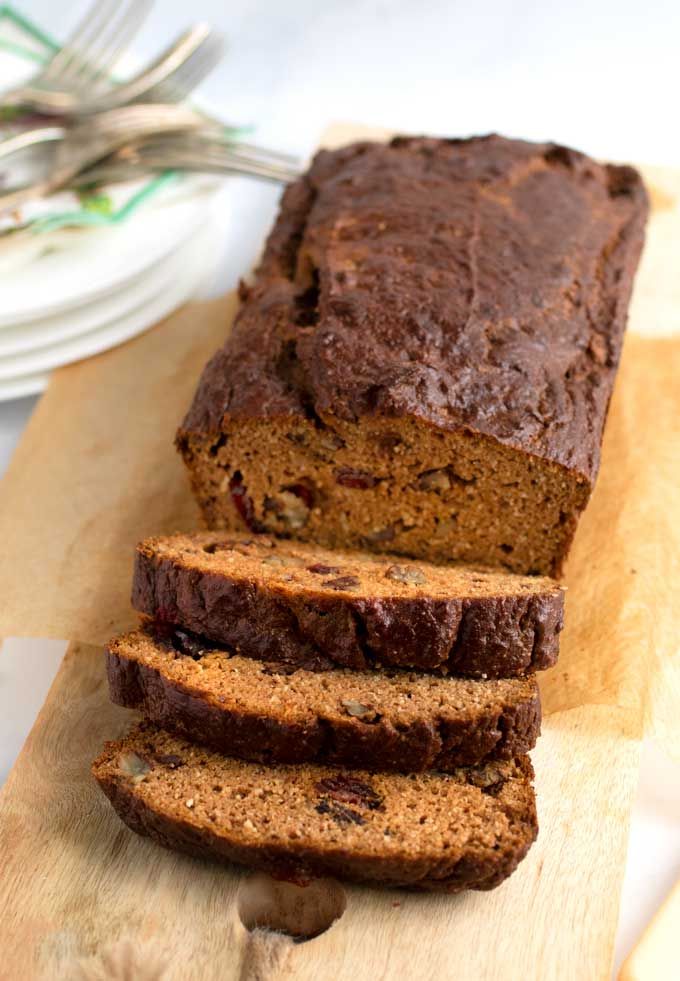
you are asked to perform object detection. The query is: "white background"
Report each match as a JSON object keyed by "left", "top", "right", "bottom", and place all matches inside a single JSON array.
[{"left": 2, "top": 1, "right": 680, "bottom": 976}]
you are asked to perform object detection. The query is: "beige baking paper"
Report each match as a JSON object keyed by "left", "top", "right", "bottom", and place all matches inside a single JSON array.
[
  {"left": 0, "top": 296, "right": 677, "bottom": 741},
  {"left": 0, "top": 128, "right": 678, "bottom": 979},
  {"left": 0, "top": 643, "right": 640, "bottom": 981},
  {"left": 0, "top": 151, "right": 678, "bottom": 752}
]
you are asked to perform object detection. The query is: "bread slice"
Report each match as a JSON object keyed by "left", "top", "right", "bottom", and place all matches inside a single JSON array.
[
  {"left": 93, "top": 723, "right": 538, "bottom": 891},
  {"left": 132, "top": 532, "right": 564, "bottom": 678},
  {"left": 108, "top": 626, "right": 541, "bottom": 771}
]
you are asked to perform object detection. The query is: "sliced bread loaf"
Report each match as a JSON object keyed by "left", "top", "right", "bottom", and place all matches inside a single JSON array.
[
  {"left": 132, "top": 532, "right": 564, "bottom": 677},
  {"left": 93, "top": 723, "right": 538, "bottom": 891},
  {"left": 108, "top": 626, "right": 541, "bottom": 771}
]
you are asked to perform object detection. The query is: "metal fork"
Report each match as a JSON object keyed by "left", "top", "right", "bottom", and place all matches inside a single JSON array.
[
  {"left": 67, "top": 24, "right": 226, "bottom": 115},
  {"left": 0, "top": 111, "right": 300, "bottom": 173},
  {"left": 120, "top": 132, "right": 302, "bottom": 170},
  {"left": 82, "top": 134, "right": 302, "bottom": 185},
  {"left": 0, "top": 104, "right": 217, "bottom": 214},
  {"left": 1, "top": 0, "right": 154, "bottom": 115}
]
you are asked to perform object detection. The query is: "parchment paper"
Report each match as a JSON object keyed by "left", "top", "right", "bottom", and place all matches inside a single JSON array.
[
  {"left": 0, "top": 127, "right": 679, "bottom": 979},
  {"left": 0, "top": 165, "right": 678, "bottom": 753}
]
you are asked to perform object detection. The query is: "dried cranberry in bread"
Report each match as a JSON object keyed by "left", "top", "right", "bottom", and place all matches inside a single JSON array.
[
  {"left": 107, "top": 626, "right": 541, "bottom": 771},
  {"left": 132, "top": 532, "right": 565, "bottom": 678},
  {"left": 93, "top": 723, "right": 538, "bottom": 891},
  {"left": 177, "top": 135, "right": 648, "bottom": 576}
]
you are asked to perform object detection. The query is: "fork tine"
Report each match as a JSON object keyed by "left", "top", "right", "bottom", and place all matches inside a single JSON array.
[
  {"left": 73, "top": 0, "right": 155, "bottom": 90},
  {"left": 195, "top": 146, "right": 300, "bottom": 179},
  {"left": 211, "top": 146, "right": 300, "bottom": 175},
  {"left": 121, "top": 120, "right": 301, "bottom": 168},
  {"left": 128, "top": 139, "right": 301, "bottom": 181},
  {"left": 138, "top": 135, "right": 301, "bottom": 176},
  {"left": 228, "top": 142, "right": 301, "bottom": 166},
  {"left": 168, "top": 152, "right": 296, "bottom": 183},
  {"left": 149, "top": 34, "right": 226, "bottom": 103},
  {"left": 154, "top": 34, "right": 226, "bottom": 102},
  {"left": 133, "top": 148, "right": 295, "bottom": 183},
  {"left": 42, "top": 0, "right": 122, "bottom": 81},
  {"left": 125, "top": 127, "right": 301, "bottom": 169},
  {"left": 175, "top": 134, "right": 301, "bottom": 169}
]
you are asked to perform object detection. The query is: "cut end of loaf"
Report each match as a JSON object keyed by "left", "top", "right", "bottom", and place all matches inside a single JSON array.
[
  {"left": 93, "top": 723, "right": 538, "bottom": 892},
  {"left": 176, "top": 135, "right": 646, "bottom": 579},
  {"left": 178, "top": 415, "right": 589, "bottom": 578}
]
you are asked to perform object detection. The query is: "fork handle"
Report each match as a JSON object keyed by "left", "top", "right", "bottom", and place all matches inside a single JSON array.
[
  {"left": 78, "top": 24, "right": 215, "bottom": 114},
  {"left": 0, "top": 87, "right": 75, "bottom": 113},
  {"left": 0, "top": 126, "right": 64, "bottom": 162}
]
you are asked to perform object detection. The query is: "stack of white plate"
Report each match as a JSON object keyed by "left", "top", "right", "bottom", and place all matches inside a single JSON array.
[{"left": 0, "top": 185, "right": 224, "bottom": 402}]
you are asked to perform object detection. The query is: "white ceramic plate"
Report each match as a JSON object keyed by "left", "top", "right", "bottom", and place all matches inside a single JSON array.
[
  {"left": 0, "top": 371, "right": 48, "bottom": 402},
  {"left": 0, "top": 185, "right": 217, "bottom": 328},
  {"left": 0, "top": 222, "right": 219, "bottom": 395},
  {"left": 0, "top": 222, "right": 212, "bottom": 358}
]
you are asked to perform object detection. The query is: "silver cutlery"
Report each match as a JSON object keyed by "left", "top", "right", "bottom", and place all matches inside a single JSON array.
[
  {"left": 66, "top": 24, "right": 227, "bottom": 115},
  {"left": 0, "top": 104, "right": 218, "bottom": 214},
  {"left": 114, "top": 132, "right": 302, "bottom": 170},
  {"left": 80, "top": 134, "right": 302, "bottom": 186},
  {"left": 1, "top": 0, "right": 154, "bottom": 115},
  {"left": 0, "top": 121, "right": 299, "bottom": 172},
  {"left": 0, "top": 10, "right": 299, "bottom": 210}
]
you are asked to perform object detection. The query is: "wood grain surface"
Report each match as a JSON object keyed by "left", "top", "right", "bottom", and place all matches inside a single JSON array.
[
  {"left": 0, "top": 643, "right": 639, "bottom": 981},
  {"left": 620, "top": 877, "right": 680, "bottom": 981},
  {"left": 0, "top": 126, "right": 678, "bottom": 979}
]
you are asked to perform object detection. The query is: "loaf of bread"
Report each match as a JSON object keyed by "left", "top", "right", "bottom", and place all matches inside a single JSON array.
[
  {"left": 132, "top": 532, "right": 564, "bottom": 677},
  {"left": 108, "top": 626, "right": 541, "bottom": 770},
  {"left": 93, "top": 723, "right": 538, "bottom": 891},
  {"left": 177, "top": 135, "right": 648, "bottom": 576}
]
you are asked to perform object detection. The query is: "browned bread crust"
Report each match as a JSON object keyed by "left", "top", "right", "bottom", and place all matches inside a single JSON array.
[
  {"left": 177, "top": 135, "right": 648, "bottom": 576},
  {"left": 93, "top": 724, "right": 538, "bottom": 891},
  {"left": 132, "top": 532, "right": 564, "bottom": 677},
  {"left": 107, "top": 626, "right": 541, "bottom": 771}
]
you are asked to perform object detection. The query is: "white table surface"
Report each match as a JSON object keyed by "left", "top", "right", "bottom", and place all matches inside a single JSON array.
[{"left": 2, "top": 2, "right": 680, "bottom": 976}]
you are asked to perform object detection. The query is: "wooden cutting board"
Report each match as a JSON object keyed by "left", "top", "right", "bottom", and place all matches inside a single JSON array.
[{"left": 0, "top": 125, "right": 679, "bottom": 981}]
